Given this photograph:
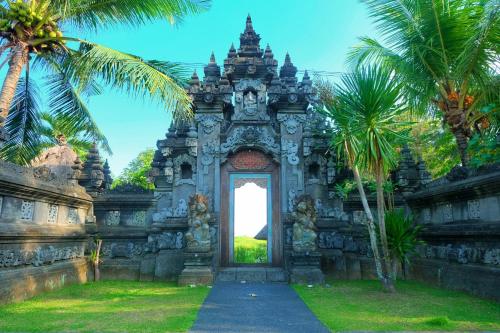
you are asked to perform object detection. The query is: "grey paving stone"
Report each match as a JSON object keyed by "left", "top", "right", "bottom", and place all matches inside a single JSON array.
[{"left": 190, "top": 282, "right": 330, "bottom": 333}]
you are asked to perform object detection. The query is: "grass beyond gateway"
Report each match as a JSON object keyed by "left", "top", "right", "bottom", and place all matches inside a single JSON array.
[
  {"left": 0, "top": 281, "right": 210, "bottom": 333},
  {"left": 294, "top": 280, "right": 500, "bottom": 332}
]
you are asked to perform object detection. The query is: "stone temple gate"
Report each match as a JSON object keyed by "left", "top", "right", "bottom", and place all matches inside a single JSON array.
[
  {"left": 148, "top": 15, "right": 333, "bottom": 281},
  {"left": 1, "top": 16, "right": 499, "bottom": 301}
]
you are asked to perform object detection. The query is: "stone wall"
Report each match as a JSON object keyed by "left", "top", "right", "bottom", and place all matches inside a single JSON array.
[
  {"left": 0, "top": 161, "right": 92, "bottom": 304},
  {"left": 89, "top": 184, "right": 189, "bottom": 282},
  {"left": 405, "top": 165, "right": 500, "bottom": 300}
]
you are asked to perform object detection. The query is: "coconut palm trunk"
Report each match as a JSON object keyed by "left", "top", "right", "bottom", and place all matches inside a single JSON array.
[
  {"left": 0, "top": 43, "right": 28, "bottom": 126},
  {"left": 445, "top": 107, "right": 471, "bottom": 167},
  {"left": 352, "top": 166, "right": 392, "bottom": 290},
  {"left": 375, "top": 165, "right": 395, "bottom": 292}
]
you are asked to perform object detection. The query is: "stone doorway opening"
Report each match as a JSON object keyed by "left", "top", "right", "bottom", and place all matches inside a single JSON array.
[{"left": 230, "top": 174, "right": 271, "bottom": 265}]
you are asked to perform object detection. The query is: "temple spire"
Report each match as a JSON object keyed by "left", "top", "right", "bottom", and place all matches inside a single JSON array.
[
  {"left": 280, "top": 52, "right": 297, "bottom": 78},
  {"left": 238, "top": 14, "right": 262, "bottom": 58},
  {"left": 245, "top": 14, "right": 254, "bottom": 33},
  {"left": 204, "top": 52, "right": 220, "bottom": 81}
]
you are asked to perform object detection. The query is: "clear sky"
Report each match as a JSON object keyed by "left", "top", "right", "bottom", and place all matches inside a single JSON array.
[{"left": 76, "top": 0, "right": 375, "bottom": 176}]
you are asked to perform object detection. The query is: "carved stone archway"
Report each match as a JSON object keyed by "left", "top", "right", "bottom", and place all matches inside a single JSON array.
[{"left": 220, "top": 149, "right": 281, "bottom": 266}]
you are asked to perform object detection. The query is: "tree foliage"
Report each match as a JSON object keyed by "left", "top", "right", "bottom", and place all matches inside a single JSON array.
[
  {"left": 112, "top": 149, "right": 155, "bottom": 190},
  {"left": 350, "top": 0, "right": 499, "bottom": 166},
  {"left": 0, "top": 0, "right": 209, "bottom": 165}
]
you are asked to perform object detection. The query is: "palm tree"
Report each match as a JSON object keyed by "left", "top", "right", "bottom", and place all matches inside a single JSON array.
[
  {"left": 316, "top": 79, "right": 393, "bottom": 292},
  {"left": 341, "top": 65, "right": 410, "bottom": 291},
  {"left": 349, "top": 0, "right": 499, "bottom": 167},
  {"left": 0, "top": 77, "right": 111, "bottom": 164},
  {"left": 0, "top": 0, "right": 209, "bottom": 155}
]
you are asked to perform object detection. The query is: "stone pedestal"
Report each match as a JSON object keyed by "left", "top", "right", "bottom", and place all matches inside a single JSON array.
[
  {"left": 290, "top": 252, "right": 324, "bottom": 284},
  {"left": 178, "top": 251, "right": 214, "bottom": 286}
]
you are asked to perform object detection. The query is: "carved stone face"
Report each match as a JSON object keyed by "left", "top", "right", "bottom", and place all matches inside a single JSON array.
[
  {"left": 297, "top": 201, "right": 307, "bottom": 213},
  {"left": 196, "top": 202, "right": 207, "bottom": 213}
]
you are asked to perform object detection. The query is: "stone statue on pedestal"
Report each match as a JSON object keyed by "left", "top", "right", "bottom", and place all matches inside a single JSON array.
[
  {"left": 292, "top": 195, "right": 318, "bottom": 253},
  {"left": 185, "top": 194, "right": 211, "bottom": 252}
]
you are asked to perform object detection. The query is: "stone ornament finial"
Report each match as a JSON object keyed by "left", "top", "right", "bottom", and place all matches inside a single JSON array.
[
  {"left": 185, "top": 193, "right": 211, "bottom": 252},
  {"left": 292, "top": 195, "right": 318, "bottom": 253}
]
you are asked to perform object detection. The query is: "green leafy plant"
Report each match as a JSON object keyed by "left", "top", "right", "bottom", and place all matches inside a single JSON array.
[
  {"left": 112, "top": 148, "right": 155, "bottom": 190},
  {"left": 384, "top": 208, "right": 424, "bottom": 279},
  {"left": 334, "top": 180, "right": 356, "bottom": 200},
  {"left": 0, "top": 0, "right": 210, "bottom": 164},
  {"left": 350, "top": 0, "right": 499, "bottom": 167}
]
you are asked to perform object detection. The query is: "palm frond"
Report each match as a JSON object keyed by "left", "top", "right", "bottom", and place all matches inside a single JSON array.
[
  {"left": 55, "top": 0, "right": 210, "bottom": 31},
  {"left": 72, "top": 42, "right": 192, "bottom": 120},
  {"left": 0, "top": 77, "right": 45, "bottom": 165}
]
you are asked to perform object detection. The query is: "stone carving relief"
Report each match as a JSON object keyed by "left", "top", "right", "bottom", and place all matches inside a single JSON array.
[
  {"left": 144, "top": 232, "right": 184, "bottom": 253},
  {"left": 315, "top": 199, "right": 349, "bottom": 220},
  {"left": 220, "top": 126, "right": 280, "bottom": 157},
  {"left": 185, "top": 194, "right": 211, "bottom": 252},
  {"left": 47, "top": 204, "right": 59, "bottom": 224},
  {"left": 195, "top": 114, "right": 223, "bottom": 134},
  {"left": 161, "top": 147, "right": 173, "bottom": 157},
  {"left": 422, "top": 208, "right": 431, "bottom": 223},
  {"left": 327, "top": 159, "right": 336, "bottom": 184},
  {"left": 201, "top": 139, "right": 219, "bottom": 169},
  {"left": 442, "top": 203, "right": 453, "bottom": 222},
  {"left": 0, "top": 245, "right": 84, "bottom": 268},
  {"left": 282, "top": 139, "right": 299, "bottom": 165},
  {"left": 277, "top": 114, "right": 306, "bottom": 135},
  {"left": 104, "top": 210, "right": 120, "bottom": 226},
  {"left": 20, "top": 200, "right": 34, "bottom": 221},
  {"left": 352, "top": 211, "right": 367, "bottom": 224},
  {"left": 173, "top": 154, "right": 197, "bottom": 186},
  {"left": 288, "top": 189, "right": 297, "bottom": 212},
  {"left": 318, "top": 232, "right": 363, "bottom": 253},
  {"left": 174, "top": 199, "right": 188, "bottom": 217},
  {"left": 68, "top": 207, "right": 79, "bottom": 224},
  {"left": 152, "top": 199, "right": 188, "bottom": 222},
  {"left": 292, "top": 195, "right": 317, "bottom": 253},
  {"left": 164, "top": 159, "right": 174, "bottom": 184},
  {"left": 127, "top": 211, "right": 146, "bottom": 226},
  {"left": 233, "top": 79, "right": 268, "bottom": 121},
  {"left": 185, "top": 138, "right": 198, "bottom": 157},
  {"left": 416, "top": 244, "right": 499, "bottom": 266},
  {"left": 101, "top": 242, "right": 144, "bottom": 259},
  {"left": 467, "top": 200, "right": 480, "bottom": 219}
]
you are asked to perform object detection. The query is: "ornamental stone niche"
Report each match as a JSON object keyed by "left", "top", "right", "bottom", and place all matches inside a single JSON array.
[{"left": 149, "top": 15, "right": 332, "bottom": 283}]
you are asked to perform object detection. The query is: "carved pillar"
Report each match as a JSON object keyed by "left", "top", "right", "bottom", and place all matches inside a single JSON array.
[{"left": 277, "top": 111, "right": 306, "bottom": 213}]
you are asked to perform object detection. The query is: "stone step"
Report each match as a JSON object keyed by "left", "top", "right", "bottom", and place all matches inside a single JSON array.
[{"left": 217, "top": 267, "right": 288, "bottom": 282}]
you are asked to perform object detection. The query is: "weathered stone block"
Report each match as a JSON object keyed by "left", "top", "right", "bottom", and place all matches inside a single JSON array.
[{"left": 154, "top": 249, "right": 184, "bottom": 280}]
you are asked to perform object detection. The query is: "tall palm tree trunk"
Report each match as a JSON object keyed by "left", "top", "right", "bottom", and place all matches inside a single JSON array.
[
  {"left": 451, "top": 127, "right": 470, "bottom": 167},
  {"left": 375, "top": 166, "right": 395, "bottom": 292},
  {"left": 0, "top": 43, "right": 28, "bottom": 130},
  {"left": 352, "top": 166, "right": 392, "bottom": 291},
  {"left": 445, "top": 106, "right": 470, "bottom": 167}
]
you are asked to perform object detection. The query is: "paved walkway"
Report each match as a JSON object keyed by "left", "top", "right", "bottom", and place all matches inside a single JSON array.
[{"left": 190, "top": 282, "right": 330, "bottom": 333}]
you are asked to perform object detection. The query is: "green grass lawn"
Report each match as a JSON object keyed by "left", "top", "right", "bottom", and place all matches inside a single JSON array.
[
  {"left": 294, "top": 279, "right": 500, "bottom": 332},
  {"left": 0, "top": 280, "right": 210, "bottom": 333},
  {"left": 234, "top": 236, "right": 267, "bottom": 264}
]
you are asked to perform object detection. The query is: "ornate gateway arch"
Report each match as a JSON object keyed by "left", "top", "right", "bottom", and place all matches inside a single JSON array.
[{"left": 150, "top": 16, "right": 334, "bottom": 283}]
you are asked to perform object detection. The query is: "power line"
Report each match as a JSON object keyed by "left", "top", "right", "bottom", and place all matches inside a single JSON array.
[{"left": 174, "top": 61, "right": 346, "bottom": 78}]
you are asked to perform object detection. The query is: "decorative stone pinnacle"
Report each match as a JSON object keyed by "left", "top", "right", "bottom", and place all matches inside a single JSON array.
[
  {"left": 209, "top": 52, "right": 216, "bottom": 64},
  {"left": 190, "top": 70, "right": 200, "bottom": 86},
  {"left": 280, "top": 53, "right": 297, "bottom": 78},
  {"left": 246, "top": 14, "right": 253, "bottom": 32},
  {"left": 285, "top": 53, "right": 292, "bottom": 64}
]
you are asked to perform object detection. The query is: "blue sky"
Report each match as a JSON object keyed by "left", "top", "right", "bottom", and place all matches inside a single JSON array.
[{"left": 77, "top": 0, "right": 375, "bottom": 175}]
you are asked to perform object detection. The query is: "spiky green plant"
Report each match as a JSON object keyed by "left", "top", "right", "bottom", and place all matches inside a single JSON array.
[{"left": 384, "top": 208, "right": 423, "bottom": 279}]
